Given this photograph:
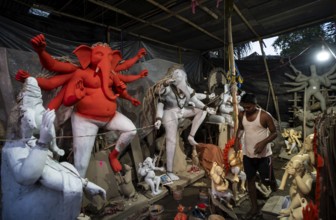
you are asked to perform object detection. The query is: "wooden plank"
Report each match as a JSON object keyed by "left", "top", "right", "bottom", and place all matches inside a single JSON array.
[
  {"left": 0, "top": 47, "right": 15, "bottom": 118},
  {"left": 130, "top": 134, "right": 144, "bottom": 182},
  {"left": 261, "top": 195, "right": 289, "bottom": 220}
]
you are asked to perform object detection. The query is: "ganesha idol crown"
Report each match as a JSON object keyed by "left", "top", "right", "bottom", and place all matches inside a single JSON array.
[{"left": 91, "top": 42, "right": 110, "bottom": 48}]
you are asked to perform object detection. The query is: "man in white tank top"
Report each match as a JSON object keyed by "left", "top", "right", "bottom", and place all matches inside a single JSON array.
[{"left": 234, "top": 93, "right": 278, "bottom": 219}]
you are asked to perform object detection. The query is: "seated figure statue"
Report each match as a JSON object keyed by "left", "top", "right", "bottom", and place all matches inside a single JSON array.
[
  {"left": 278, "top": 154, "right": 313, "bottom": 219},
  {"left": 1, "top": 77, "right": 106, "bottom": 220},
  {"left": 282, "top": 128, "right": 302, "bottom": 155},
  {"left": 210, "top": 162, "right": 233, "bottom": 208},
  {"left": 138, "top": 156, "right": 165, "bottom": 196}
]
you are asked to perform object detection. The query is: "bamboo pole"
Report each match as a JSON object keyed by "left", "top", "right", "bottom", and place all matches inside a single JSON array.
[
  {"left": 258, "top": 39, "right": 282, "bottom": 129},
  {"left": 227, "top": 16, "right": 238, "bottom": 134},
  {"left": 303, "top": 87, "right": 307, "bottom": 138}
]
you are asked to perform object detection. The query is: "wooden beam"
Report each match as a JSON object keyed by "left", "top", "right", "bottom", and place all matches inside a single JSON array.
[
  {"left": 258, "top": 39, "right": 282, "bottom": 126},
  {"left": 128, "top": 0, "right": 212, "bottom": 33},
  {"left": 233, "top": 4, "right": 260, "bottom": 38},
  {"left": 199, "top": 5, "right": 218, "bottom": 20},
  {"left": 147, "top": 0, "right": 224, "bottom": 43},
  {"left": 14, "top": 0, "right": 195, "bottom": 51},
  {"left": 88, "top": 0, "right": 171, "bottom": 33}
]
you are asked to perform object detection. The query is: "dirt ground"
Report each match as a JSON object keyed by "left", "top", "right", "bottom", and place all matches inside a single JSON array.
[{"left": 151, "top": 154, "right": 291, "bottom": 220}]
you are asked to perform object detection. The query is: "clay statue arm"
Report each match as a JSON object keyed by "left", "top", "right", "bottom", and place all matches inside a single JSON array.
[
  {"left": 114, "top": 48, "right": 146, "bottom": 71},
  {"left": 328, "top": 73, "right": 336, "bottom": 80},
  {"left": 117, "top": 69, "right": 148, "bottom": 83},
  {"left": 36, "top": 74, "right": 73, "bottom": 91},
  {"left": 138, "top": 163, "right": 147, "bottom": 177},
  {"left": 9, "top": 142, "right": 49, "bottom": 185},
  {"left": 288, "top": 62, "right": 302, "bottom": 76},
  {"left": 15, "top": 70, "right": 73, "bottom": 91},
  {"left": 118, "top": 89, "right": 141, "bottom": 106},
  {"left": 286, "top": 84, "right": 308, "bottom": 93},
  {"left": 319, "top": 75, "right": 331, "bottom": 87},
  {"left": 63, "top": 74, "right": 86, "bottom": 106},
  {"left": 31, "top": 34, "right": 77, "bottom": 73},
  {"left": 109, "top": 74, "right": 141, "bottom": 106},
  {"left": 284, "top": 72, "right": 297, "bottom": 80},
  {"left": 291, "top": 172, "right": 313, "bottom": 195},
  {"left": 194, "top": 92, "right": 215, "bottom": 100},
  {"left": 284, "top": 81, "right": 307, "bottom": 86},
  {"left": 189, "top": 88, "right": 216, "bottom": 114},
  {"left": 147, "top": 159, "right": 165, "bottom": 172},
  {"left": 189, "top": 87, "right": 206, "bottom": 109},
  {"left": 40, "top": 162, "right": 105, "bottom": 200},
  {"left": 328, "top": 79, "right": 336, "bottom": 84},
  {"left": 8, "top": 110, "right": 55, "bottom": 185},
  {"left": 323, "top": 62, "right": 336, "bottom": 77},
  {"left": 154, "top": 102, "right": 164, "bottom": 129}
]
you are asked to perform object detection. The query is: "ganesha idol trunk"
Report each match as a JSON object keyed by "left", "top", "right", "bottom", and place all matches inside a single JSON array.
[
  {"left": 278, "top": 170, "right": 289, "bottom": 190},
  {"left": 98, "top": 58, "right": 117, "bottom": 101}
]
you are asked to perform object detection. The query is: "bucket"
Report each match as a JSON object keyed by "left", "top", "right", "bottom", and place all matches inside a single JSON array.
[
  {"left": 208, "top": 214, "right": 225, "bottom": 220},
  {"left": 173, "top": 185, "right": 184, "bottom": 201},
  {"left": 149, "top": 204, "right": 164, "bottom": 220},
  {"left": 199, "top": 188, "right": 209, "bottom": 204}
]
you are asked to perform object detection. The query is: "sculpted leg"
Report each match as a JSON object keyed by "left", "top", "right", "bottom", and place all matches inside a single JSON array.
[
  {"left": 154, "top": 176, "right": 161, "bottom": 194},
  {"left": 106, "top": 112, "right": 137, "bottom": 172},
  {"left": 313, "top": 92, "right": 326, "bottom": 111},
  {"left": 183, "top": 108, "right": 206, "bottom": 146},
  {"left": 71, "top": 113, "right": 99, "bottom": 177},
  {"left": 163, "top": 111, "right": 179, "bottom": 180},
  {"left": 145, "top": 177, "right": 156, "bottom": 195}
]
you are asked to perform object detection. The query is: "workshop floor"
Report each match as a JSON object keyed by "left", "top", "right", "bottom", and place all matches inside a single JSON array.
[{"left": 150, "top": 155, "right": 290, "bottom": 220}]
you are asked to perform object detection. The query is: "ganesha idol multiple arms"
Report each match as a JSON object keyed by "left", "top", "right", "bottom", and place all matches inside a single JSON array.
[
  {"left": 15, "top": 34, "right": 148, "bottom": 176},
  {"left": 16, "top": 34, "right": 147, "bottom": 111}
]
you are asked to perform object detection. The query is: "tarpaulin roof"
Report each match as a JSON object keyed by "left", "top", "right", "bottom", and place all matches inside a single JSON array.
[{"left": 0, "top": 0, "right": 335, "bottom": 52}]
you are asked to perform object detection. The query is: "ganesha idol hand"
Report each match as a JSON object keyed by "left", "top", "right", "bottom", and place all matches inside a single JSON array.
[
  {"left": 31, "top": 34, "right": 47, "bottom": 53},
  {"left": 130, "top": 98, "right": 141, "bottom": 106},
  {"left": 139, "top": 69, "right": 149, "bottom": 78},
  {"left": 137, "top": 48, "right": 147, "bottom": 58},
  {"left": 74, "top": 80, "right": 86, "bottom": 100},
  {"left": 15, "top": 69, "right": 31, "bottom": 82}
]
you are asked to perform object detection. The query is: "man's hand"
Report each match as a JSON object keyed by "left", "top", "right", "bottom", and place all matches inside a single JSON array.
[
  {"left": 137, "top": 48, "right": 146, "bottom": 59},
  {"left": 15, "top": 69, "right": 31, "bottom": 82},
  {"left": 254, "top": 141, "right": 267, "bottom": 155},
  {"left": 31, "top": 34, "right": 47, "bottom": 53},
  {"left": 138, "top": 69, "right": 148, "bottom": 78}
]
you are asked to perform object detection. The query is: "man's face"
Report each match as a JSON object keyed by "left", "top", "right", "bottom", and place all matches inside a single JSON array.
[{"left": 241, "top": 102, "right": 257, "bottom": 113}]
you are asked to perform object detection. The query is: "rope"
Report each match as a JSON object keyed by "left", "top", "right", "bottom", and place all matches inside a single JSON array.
[{"left": 0, "top": 114, "right": 221, "bottom": 144}]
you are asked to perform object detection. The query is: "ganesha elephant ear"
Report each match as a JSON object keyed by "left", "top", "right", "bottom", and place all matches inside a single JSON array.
[{"left": 73, "top": 45, "right": 92, "bottom": 69}]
